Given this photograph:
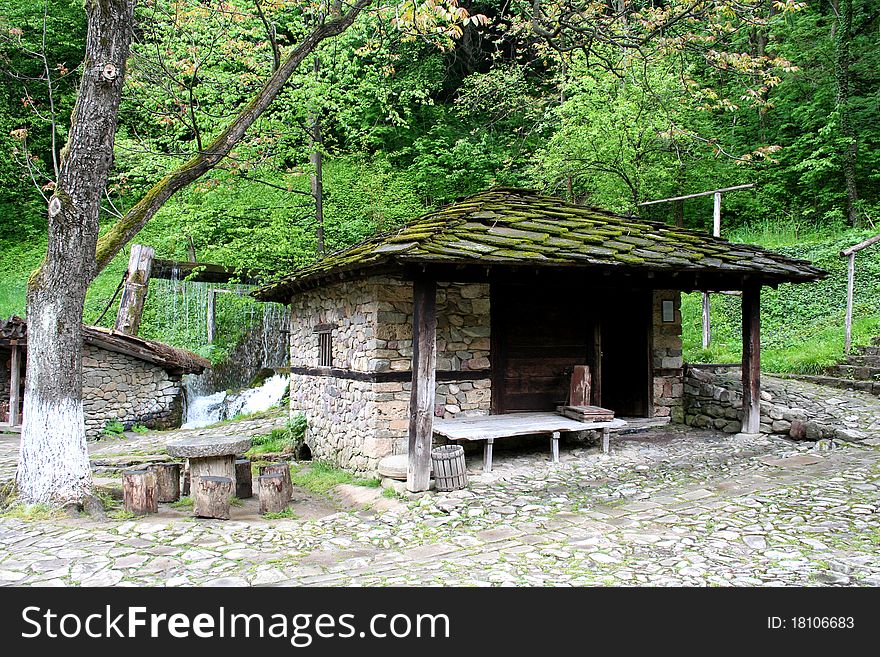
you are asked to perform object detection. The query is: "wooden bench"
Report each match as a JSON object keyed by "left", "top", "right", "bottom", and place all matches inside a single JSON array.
[{"left": 433, "top": 412, "right": 627, "bottom": 473}]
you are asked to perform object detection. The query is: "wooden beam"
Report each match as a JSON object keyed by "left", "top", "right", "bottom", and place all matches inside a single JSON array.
[
  {"left": 741, "top": 286, "right": 761, "bottom": 434},
  {"left": 840, "top": 233, "right": 880, "bottom": 257},
  {"left": 407, "top": 278, "right": 437, "bottom": 493},
  {"left": 9, "top": 344, "right": 20, "bottom": 426},
  {"left": 114, "top": 244, "right": 155, "bottom": 336},
  {"left": 151, "top": 259, "right": 263, "bottom": 285},
  {"left": 845, "top": 252, "right": 855, "bottom": 354},
  {"left": 638, "top": 183, "right": 755, "bottom": 206}
]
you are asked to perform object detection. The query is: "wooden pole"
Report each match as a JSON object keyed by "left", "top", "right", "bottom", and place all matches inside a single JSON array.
[
  {"left": 114, "top": 243, "right": 155, "bottom": 336},
  {"left": 638, "top": 183, "right": 755, "bottom": 206},
  {"left": 741, "top": 285, "right": 761, "bottom": 434},
  {"left": 845, "top": 252, "right": 855, "bottom": 354},
  {"left": 9, "top": 344, "right": 20, "bottom": 426},
  {"left": 590, "top": 321, "right": 602, "bottom": 406},
  {"left": 712, "top": 191, "right": 722, "bottom": 238},
  {"left": 702, "top": 192, "right": 723, "bottom": 350},
  {"left": 207, "top": 289, "right": 217, "bottom": 344},
  {"left": 407, "top": 277, "right": 437, "bottom": 493}
]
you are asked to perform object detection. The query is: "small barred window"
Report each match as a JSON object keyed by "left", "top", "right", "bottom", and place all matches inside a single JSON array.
[{"left": 315, "top": 325, "right": 333, "bottom": 368}]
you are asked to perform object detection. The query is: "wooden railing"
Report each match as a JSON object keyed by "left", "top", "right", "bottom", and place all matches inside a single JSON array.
[{"left": 841, "top": 233, "right": 880, "bottom": 353}]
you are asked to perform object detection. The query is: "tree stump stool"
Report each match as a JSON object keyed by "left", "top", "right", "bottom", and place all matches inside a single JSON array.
[
  {"left": 259, "top": 462, "right": 292, "bottom": 501},
  {"left": 123, "top": 469, "right": 158, "bottom": 515},
  {"left": 166, "top": 435, "right": 252, "bottom": 495},
  {"left": 149, "top": 462, "right": 182, "bottom": 502},
  {"left": 259, "top": 473, "right": 289, "bottom": 515},
  {"left": 193, "top": 476, "right": 233, "bottom": 520},
  {"left": 235, "top": 459, "right": 253, "bottom": 499}
]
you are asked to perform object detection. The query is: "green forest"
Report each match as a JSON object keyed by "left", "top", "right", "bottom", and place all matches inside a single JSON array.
[{"left": 1, "top": 0, "right": 879, "bottom": 372}]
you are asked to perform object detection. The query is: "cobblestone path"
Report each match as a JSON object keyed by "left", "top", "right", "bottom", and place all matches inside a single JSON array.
[{"left": 0, "top": 378, "right": 878, "bottom": 587}]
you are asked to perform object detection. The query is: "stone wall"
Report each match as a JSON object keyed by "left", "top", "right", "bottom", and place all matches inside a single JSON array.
[
  {"left": 82, "top": 344, "right": 183, "bottom": 438},
  {"left": 651, "top": 290, "right": 684, "bottom": 421},
  {"left": 684, "top": 366, "right": 805, "bottom": 437},
  {"left": 287, "top": 277, "right": 494, "bottom": 471}
]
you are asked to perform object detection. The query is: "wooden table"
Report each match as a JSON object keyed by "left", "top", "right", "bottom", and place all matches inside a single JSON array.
[
  {"left": 166, "top": 435, "right": 252, "bottom": 489},
  {"left": 433, "top": 413, "right": 626, "bottom": 473}
]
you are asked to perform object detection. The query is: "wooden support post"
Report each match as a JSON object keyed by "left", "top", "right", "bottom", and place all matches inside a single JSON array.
[
  {"left": 407, "top": 278, "right": 437, "bottom": 493},
  {"left": 193, "top": 476, "right": 233, "bottom": 520},
  {"left": 590, "top": 322, "right": 602, "bottom": 407},
  {"left": 741, "top": 285, "right": 762, "bottom": 434},
  {"left": 845, "top": 252, "right": 855, "bottom": 354},
  {"left": 207, "top": 289, "right": 217, "bottom": 344},
  {"left": 235, "top": 459, "right": 253, "bottom": 499},
  {"left": 122, "top": 469, "right": 158, "bottom": 515},
  {"left": 149, "top": 462, "right": 181, "bottom": 503},
  {"left": 701, "top": 293, "right": 711, "bottom": 350},
  {"left": 259, "top": 473, "right": 288, "bottom": 515},
  {"left": 483, "top": 438, "right": 494, "bottom": 474},
  {"left": 551, "top": 431, "right": 560, "bottom": 463},
  {"left": 601, "top": 427, "right": 611, "bottom": 454},
  {"left": 9, "top": 344, "right": 20, "bottom": 426},
  {"left": 114, "top": 244, "right": 155, "bottom": 336}
]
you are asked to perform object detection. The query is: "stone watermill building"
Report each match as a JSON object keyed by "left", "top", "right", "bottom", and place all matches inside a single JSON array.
[
  {"left": 256, "top": 188, "right": 825, "bottom": 488},
  {"left": 0, "top": 316, "right": 209, "bottom": 436}
]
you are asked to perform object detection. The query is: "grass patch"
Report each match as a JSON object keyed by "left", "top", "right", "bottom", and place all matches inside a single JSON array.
[
  {"left": 131, "top": 424, "right": 150, "bottom": 434},
  {"left": 108, "top": 509, "right": 138, "bottom": 520},
  {"left": 245, "top": 415, "right": 307, "bottom": 457},
  {"left": 289, "top": 461, "right": 381, "bottom": 496},
  {"left": 169, "top": 496, "right": 193, "bottom": 509},
  {"left": 381, "top": 487, "right": 407, "bottom": 501},
  {"left": 0, "top": 502, "right": 65, "bottom": 521},
  {"left": 262, "top": 507, "right": 296, "bottom": 519},
  {"left": 229, "top": 496, "right": 243, "bottom": 507},
  {"left": 682, "top": 226, "right": 880, "bottom": 374}
]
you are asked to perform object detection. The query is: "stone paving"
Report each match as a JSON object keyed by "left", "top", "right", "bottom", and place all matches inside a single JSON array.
[{"left": 0, "top": 377, "right": 878, "bottom": 587}]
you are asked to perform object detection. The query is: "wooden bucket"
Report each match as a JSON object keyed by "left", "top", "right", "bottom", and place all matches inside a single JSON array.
[{"left": 431, "top": 445, "right": 468, "bottom": 492}]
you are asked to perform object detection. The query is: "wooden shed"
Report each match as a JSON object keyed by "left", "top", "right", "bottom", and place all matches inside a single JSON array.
[
  {"left": 255, "top": 188, "right": 825, "bottom": 491},
  {"left": 0, "top": 316, "right": 209, "bottom": 436}
]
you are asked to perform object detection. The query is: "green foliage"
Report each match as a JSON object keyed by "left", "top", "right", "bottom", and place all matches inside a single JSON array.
[
  {"left": 683, "top": 226, "right": 880, "bottom": 373},
  {"left": 247, "top": 414, "right": 307, "bottom": 456},
  {"left": 169, "top": 496, "right": 193, "bottom": 509},
  {"left": 101, "top": 420, "right": 126, "bottom": 437},
  {"left": 131, "top": 424, "right": 150, "bottom": 434},
  {"left": 262, "top": 507, "right": 296, "bottom": 519}
]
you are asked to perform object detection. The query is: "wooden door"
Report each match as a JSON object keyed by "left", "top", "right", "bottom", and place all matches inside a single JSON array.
[{"left": 492, "top": 283, "right": 593, "bottom": 413}]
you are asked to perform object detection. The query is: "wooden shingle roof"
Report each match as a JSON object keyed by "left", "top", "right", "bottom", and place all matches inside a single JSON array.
[
  {"left": 0, "top": 316, "right": 210, "bottom": 375},
  {"left": 255, "top": 188, "right": 826, "bottom": 301}
]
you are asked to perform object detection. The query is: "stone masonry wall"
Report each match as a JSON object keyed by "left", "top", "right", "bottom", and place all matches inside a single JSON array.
[
  {"left": 82, "top": 344, "right": 183, "bottom": 438},
  {"left": 652, "top": 290, "right": 684, "bottom": 421},
  {"left": 287, "top": 277, "right": 493, "bottom": 472}
]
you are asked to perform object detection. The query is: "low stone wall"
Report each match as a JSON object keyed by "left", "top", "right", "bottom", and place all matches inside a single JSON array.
[
  {"left": 82, "top": 344, "right": 183, "bottom": 438},
  {"left": 683, "top": 366, "right": 837, "bottom": 439}
]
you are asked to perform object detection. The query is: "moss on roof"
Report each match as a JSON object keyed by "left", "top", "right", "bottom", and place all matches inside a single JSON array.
[{"left": 255, "top": 188, "right": 826, "bottom": 301}]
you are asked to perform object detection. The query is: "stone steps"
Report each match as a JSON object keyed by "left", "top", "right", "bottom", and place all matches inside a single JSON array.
[
  {"left": 781, "top": 373, "right": 880, "bottom": 397},
  {"left": 844, "top": 353, "right": 880, "bottom": 366},
  {"left": 853, "top": 345, "right": 880, "bottom": 357},
  {"left": 827, "top": 364, "right": 880, "bottom": 380}
]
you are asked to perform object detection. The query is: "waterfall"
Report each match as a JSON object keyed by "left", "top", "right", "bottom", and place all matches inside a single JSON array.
[{"left": 182, "top": 374, "right": 290, "bottom": 429}]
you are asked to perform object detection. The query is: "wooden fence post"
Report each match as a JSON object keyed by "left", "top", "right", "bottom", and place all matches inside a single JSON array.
[{"left": 845, "top": 252, "right": 855, "bottom": 354}]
